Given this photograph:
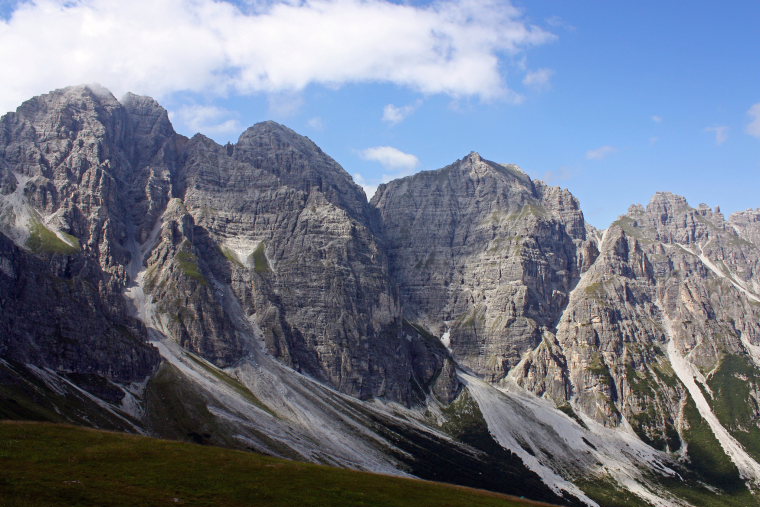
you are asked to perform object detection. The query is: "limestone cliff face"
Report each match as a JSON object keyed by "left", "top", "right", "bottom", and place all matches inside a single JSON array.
[
  {"left": 0, "top": 230, "right": 159, "bottom": 386},
  {"left": 376, "top": 158, "right": 760, "bottom": 459},
  {"left": 0, "top": 85, "right": 168, "bottom": 389},
  {"left": 5, "top": 87, "right": 760, "bottom": 490},
  {"left": 0, "top": 85, "right": 458, "bottom": 406},
  {"left": 513, "top": 192, "right": 760, "bottom": 454},
  {"left": 163, "top": 122, "right": 458, "bottom": 403},
  {"left": 372, "top": 152, "right": 596, "bottom": 382},
  {"left": 0, "top": 85, "right": 176, "bottom": 282},
  {"left": 731, "top": 208, "right": 760, "bottom": 248}
]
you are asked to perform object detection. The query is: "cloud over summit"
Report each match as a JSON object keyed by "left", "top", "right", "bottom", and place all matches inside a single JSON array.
[{"left": 0, "top": 0, "right": 552, "bottom": 113}]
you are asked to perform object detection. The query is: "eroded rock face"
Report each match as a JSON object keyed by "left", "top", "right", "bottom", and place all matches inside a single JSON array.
[
  {"left": 0, "top": 86, "right": 459, "bottom": 406},
  {"left": 372, "top": 153, "right": 595, "bottom": 382},
  {"left": 513, "top": 193, "right": 760, "bottom": 451},
  {"left": 375, "top": 158, "right": 760, "bottom": 454},
  {"left": 0, "top": 85, "right": 172, "bottom": 387},
  {"left": 166, "top": 122, "right": 458, "bottom": 403},
  {"left": 4, "top": 86, "right": 760, "bottom": 467},
  {"left": 0, "top": 231, "right": 159, "bottom": 384}
]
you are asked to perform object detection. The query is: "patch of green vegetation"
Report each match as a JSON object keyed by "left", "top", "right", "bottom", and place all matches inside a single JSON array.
[
  {"left": 26, "top": 220, "right": 80, "bottom": 255},
  {"left": 682, "top": 396, "right": 748, "bottom": 495},
  {"left": 439, "top": 390, "right": 485, "bottom": 439},
  {"left": 251, "top": 241, "right": 271, "bottom": 273},
  {"left": 0, "top": 420, "right": 546, "bottom": 507},
  {"left": 574, "top": 475, "right": 651, "bottom": 507},
  {"left": 611, "top": 216, "right": 643, "bottom": 237},
  {"left": 650, "top": 360, "right": 680, "bottom": 389},
  {"left": 220, "top": 245, "right": 243, "bottom": 267},
  {"left": 707, "top": 354, "right": 760, "bottom": 463},
  {"left": 555, "top": 402, "right": 587, "bottom": 430},
  {"left": 504, "top": 203, "right": 548, "bottom": 223},
  {"left": 176, "top": 249, "right": 207, "bottom": 285},
  {"left": 459, "top": 306, "right": 486, "bottom": 329},
  {"left": 624, "top": 362, "right": 681, "bottom": 451},
  {"left": 184, "top": 353, "right": 274, "bottom": 416},
  {"left": 583, "top": 281, "right": 607, "bottom": 300},
  {"left": 588, "top": 353, "right": 612, "bottom": 386}
]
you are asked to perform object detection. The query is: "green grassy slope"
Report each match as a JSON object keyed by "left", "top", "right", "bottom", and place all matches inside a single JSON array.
[{"left": 0, "top": 421, "right": 560, "bottom": 507}]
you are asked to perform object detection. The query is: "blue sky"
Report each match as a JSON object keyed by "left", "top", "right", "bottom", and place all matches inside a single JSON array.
[{"left": 1, "top": 0, "right": 758, "bottom": 227}]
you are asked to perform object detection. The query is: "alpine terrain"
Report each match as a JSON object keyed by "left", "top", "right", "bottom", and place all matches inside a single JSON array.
[{"left": 2, "top": 85, "right": 760, "bottom": 506}]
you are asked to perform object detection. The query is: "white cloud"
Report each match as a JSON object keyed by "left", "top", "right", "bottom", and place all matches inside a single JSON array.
[
  {"left": 360, "top": 146, "right": 419, "bottom": 171},
  {"left": 747, "top": 103, "right": 760, "bottom": 139},
  {"left": 705, "top": 125, "right": 728, "bottom": 145},
  {"left": 382, "top": 101, "right": 421, "bottom": 125},
  {"left": 357, "top": 145, "right": 420, "bottom": 198},
  {"left": 171, "top": 105, "right": 241, "bottom": 135},
  {"left": 651, "top": 115, "right": 662, "bottom": 123},
  {"left": 0, "top": 0, "right": 553, "bottom": 114},
  {"left": 353, "top": 172, "right": 377, "bottom": 200},
  {"left": 307, "top": 116, "right": 325, "bottom": 131},
  {"left": 522, "top": 68, "right": 553, "bottom": 90},
  {"left": 586, "top": 145, "right": 617, "bottom": 160},
  {"left": 267, "top": 92, "right": 304, "bottom": 117}
]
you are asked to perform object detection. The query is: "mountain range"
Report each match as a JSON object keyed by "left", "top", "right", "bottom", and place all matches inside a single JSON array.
[{"left": 2, "top": 84, "right": 760, "bottom": 506}]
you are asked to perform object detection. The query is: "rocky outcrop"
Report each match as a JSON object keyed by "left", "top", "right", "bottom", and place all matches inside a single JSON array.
[
  {"left": 4, "top": 85, "right": 760, "bottom": 504},
  {"left": 372, "top": 152, "right": 595, "bottom": 382},
  {"left": 168, "top": 122, "right": 459, "bottom": 403},
  {"left": 514, "top": 192, "right": 760, "bottom": 457},
  {"left": 0, "top": 231, "right": 159, "bottom": 384},
  {"left": 0, "top": 85, "right": 459, "bottom": 406}
]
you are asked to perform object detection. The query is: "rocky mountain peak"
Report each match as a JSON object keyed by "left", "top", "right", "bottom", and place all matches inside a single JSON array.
[
  {"left": 231, "top": 119, "right": 370, "bottom": 226},
  {"left": 730, "top": 208, "right": 760, "bottom": 248}
]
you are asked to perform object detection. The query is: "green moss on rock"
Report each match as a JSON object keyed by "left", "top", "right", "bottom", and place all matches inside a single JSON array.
[{"left": 26, "top": 220, "right": 80, "bottom": 255}]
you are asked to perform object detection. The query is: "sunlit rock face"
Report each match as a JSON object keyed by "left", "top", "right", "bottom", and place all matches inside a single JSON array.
[{"left": 373, "top": 152, "right": 595, "bottom": 383}]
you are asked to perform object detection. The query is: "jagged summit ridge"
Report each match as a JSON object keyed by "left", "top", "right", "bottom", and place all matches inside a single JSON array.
[{"left": 3, "top": 85, "right": 760, "bottom": 506}]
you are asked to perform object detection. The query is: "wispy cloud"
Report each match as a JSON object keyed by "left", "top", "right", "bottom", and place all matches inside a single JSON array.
[
  {"left": 0, "top": 0, "right": 554, "bottom": 114},
  {"left": 361, "top": 146, "right": 419, "bottom": 171},
  {"left": 382, "top": 101, "right": 421, "bottom": 125},
  {"left": 705, "top": 125, "right": 729, "bottom": 145},
  {"left": 747, "top": 103, "right": 760, "bottom": 139},
  {"left": 586, "top": 145, "right": 617, "bottom": 160},
  {"left": 307, "top": 116, "right": 325, "bottom": 131},
  {"left": 171, "top": 105, "right": 241, "bottom": 136},
  {"left": 522, "top": 68, "right": 553, "bottom": 90},
  {"left": 651, "top": 115, "right": 663, "bottom": 123}
]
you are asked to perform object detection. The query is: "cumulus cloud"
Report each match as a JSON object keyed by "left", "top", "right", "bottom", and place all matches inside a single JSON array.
[
  {"left": 522, "top": 68, "right": 553, "bottom": 90},
  {"left": 382, "top": 101, "right": 421, "bottom": 125},
  {"left": 0, "top": 0, "right": 553, "bottom": 113},
  {"left": 586, "top": 145, "right": 617, "bottom": 160},
  {"left": 705, "top": 125, "right": 729, "bottom": 145},
  {"left": 357, "top": 145, "right": 420, "bottom": 198},
  {"left": 747, "top": 103, "right": 760, "bottom": 139},
  {"left": 171, "top": 105, "right": 241, "bottom": 135},
  {"left": 360, "top": 146, "right": 419, "bottom": 171}
]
